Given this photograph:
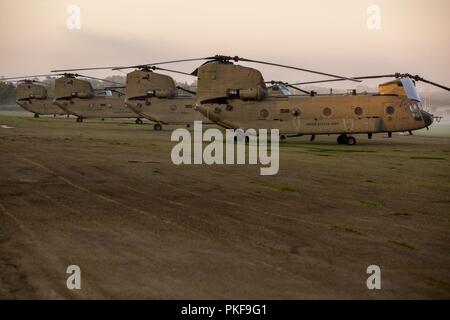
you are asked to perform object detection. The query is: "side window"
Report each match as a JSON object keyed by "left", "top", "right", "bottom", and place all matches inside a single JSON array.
[
  {"left": 323, "top": 107, "right": 332, "bottom": 117},
  {"left": 386, "top": 105, "right": 395, "bottom": 115},
  {"left": 354, "top": 106, "right": 363, "bottom": 116}
]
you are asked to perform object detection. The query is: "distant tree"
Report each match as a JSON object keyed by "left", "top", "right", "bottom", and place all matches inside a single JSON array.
[{"left": 0, "top": 81, "right": 16, "bottom": 105}]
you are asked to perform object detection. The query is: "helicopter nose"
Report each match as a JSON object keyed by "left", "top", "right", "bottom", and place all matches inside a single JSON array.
[{"left": 421, "top": 110, "right": 434, "bottom": 127}]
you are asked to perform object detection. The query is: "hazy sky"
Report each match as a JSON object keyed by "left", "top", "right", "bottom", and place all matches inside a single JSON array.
[{"left": 1, "top": 0, "right": 449, "bottom": 91}]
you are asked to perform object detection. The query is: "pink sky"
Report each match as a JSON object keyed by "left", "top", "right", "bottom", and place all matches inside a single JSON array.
[{"left": 1, "top": 0, "right": 449, "bottom": 91}]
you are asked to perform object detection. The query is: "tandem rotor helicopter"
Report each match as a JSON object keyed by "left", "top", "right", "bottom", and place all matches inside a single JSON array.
[
  {"left": 51, "top": 65, "right": 211, "bottom": 130},
  {"left": 2, "top": 73, "right": 144, "bottom": 123},
  {"left": 2, "top": 76, "right": 67, "bottom": 118},
  {"left": 72, "top": 54, "right": 446, "bottom": 145}
]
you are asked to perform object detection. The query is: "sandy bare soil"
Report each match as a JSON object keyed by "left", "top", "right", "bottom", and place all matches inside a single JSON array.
[{"left": 0, "top": 115, "right": 449, "bottom": 299}]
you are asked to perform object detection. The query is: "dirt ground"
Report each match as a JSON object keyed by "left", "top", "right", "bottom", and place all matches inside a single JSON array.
[{"left": 0, "top": 115, "right": 449, "bottom": 299}]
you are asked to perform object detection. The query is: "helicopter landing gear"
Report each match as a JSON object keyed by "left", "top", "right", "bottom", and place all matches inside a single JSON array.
[
  {"left": 76, "top": 117, "right": 83, "bottom": 123},
  {"left": 346, "top": 136, "right": 356, "bottom": 145},
  {"left": 34, "top": 113, "right": 39, "bottom": 118},
  {"left": 153, "top": 123, "right": 162, "bottom": 131},
  {"left": 337, "top": 134, "right": 347, "bottom": 144},
  {"left": 135, "top": 118, "right": 143, "bottom": 124},
  {"left": 337, "top": 134, "right": 356, "bottom": 145}
]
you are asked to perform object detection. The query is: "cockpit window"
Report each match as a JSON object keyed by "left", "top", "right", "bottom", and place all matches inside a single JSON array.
[{"left": 277, "top": 84, "right": 291, "bottom": 96}]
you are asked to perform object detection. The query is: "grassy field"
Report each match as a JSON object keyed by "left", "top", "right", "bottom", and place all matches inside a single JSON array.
[{"left": 0, "top": 115, "right": 449, "bottom": 299}]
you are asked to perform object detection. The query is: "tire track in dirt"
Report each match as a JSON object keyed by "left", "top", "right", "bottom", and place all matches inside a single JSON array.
[{"left": 0, "top": 202, "right": 71, "bottom": 298}]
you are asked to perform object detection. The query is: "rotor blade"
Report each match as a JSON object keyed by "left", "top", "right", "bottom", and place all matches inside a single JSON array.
[
  {"left": 285, "top": 84, "right": 311, "bottom": 95},
  {"left": 413, "top": 76, "right": 450, "bottom": 92},
  {"left": 153, "top": 66, "right": 196, "bottom": 77},
  {"left": 74, "top": 74, "right": 124, "bottom": 85},
  {"left": 176, "top": 86, "right": 196, "bottom": 95},
  {"left": 290, "top": 74, "right": 397, "bottom": 86},
  {"left": 1, "top": 74, "right": 56, "bottom": 80},
  {"left": 51, "top": 66, "right": 127, "bottom": 73},
  {"left": 235, "top": 57, "right": 361, "bottom": 82},
  {"left": 1, "top": 79, "right": 50, "bottom": 85},
  {"left": 114, "top": 57, "right": 214, "bottom": 70}
]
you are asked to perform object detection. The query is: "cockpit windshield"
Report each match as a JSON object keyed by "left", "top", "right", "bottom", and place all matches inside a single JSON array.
[{"left": 277, "top": 84, "right": 291, "bottom": 96}]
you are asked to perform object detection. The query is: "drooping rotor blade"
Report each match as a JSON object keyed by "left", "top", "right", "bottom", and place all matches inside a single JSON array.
[
  {"left": 265, "top": 80, "right": 315, "bottom": 95},
  {"left": 176, "top": 86, "right": 196, "bottom": 95},
  {"left": 285, "top": 84, "right": 311, "bottom": 95},
  {"left": 152, "top": 66, "right": 196, "bottom": 77},
  {"left": 409, "top": 75, "right": 450, "bottom": 92}
]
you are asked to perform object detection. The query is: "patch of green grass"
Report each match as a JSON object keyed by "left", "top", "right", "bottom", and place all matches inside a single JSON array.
[
  {"left": 271, "top": 185, "right": 298, "bottom": 192},
  {"left": 389, "top": 240, "right": 416, "bottom": 250}
]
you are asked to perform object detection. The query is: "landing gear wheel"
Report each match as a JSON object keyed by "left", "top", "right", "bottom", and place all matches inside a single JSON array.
[
  {"left": 34, "top": 113, "right": 39, "bottom": 118},
  {"left": 337, "top": 134, "right": 347, "bottom": 144},
  {"left": 346, "top": 136, "right": 356, "bottom": 145},
  {"left": 76, "top": 117, "right": 83, "bottom": 123},
  {"left": 153, "top": 123, "right": 162, "bottom": 131},
  {"left": 135, "top": 118, "right": 143, "bottom": 124}
]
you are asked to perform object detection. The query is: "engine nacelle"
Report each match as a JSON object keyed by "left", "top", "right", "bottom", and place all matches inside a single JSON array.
[
  {"left": 16, "top": 82, "right": 47, "bottom": 100},
  {"left": 126, "top": 70, "right": 177, "bottom": 100},
  {"left": 196, "top": 61, "right": 267, "bottom": 103}
]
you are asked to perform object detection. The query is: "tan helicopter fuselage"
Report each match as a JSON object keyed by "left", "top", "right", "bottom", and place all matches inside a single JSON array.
[
  {"left": 15, "top": 82, "right": 66, "bottom": 116},
  {"left": 195, "top": 62, "right": 433, "bottom": 136},
  {"left": 125, "top": 97, "right": 204, "bottom": 124},
  {"left": 124, "top": 69, "right": 210, "bottom": 124},
  {"left": 197, "top": 93, "right": 429, "bottom": 135},
  {"left": 54, "top": 96, "right": 136, "bottom": 118},
  {"left": 53, "top": 77, "right": 139, "bottom": 119}
]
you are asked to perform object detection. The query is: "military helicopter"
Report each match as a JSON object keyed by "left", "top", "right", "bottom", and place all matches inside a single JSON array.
[
  {"left": 2, "top": 75, "right": 67, "bottom": 118},
  {"left": 51, "top": 65, "right": 210, "bottom": 130},
  {"left": 50, "top": 73, "right": 143, "bottom": 123},
  {"left": 127, "top": 55, "right": 449, "bottom": 144}
]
